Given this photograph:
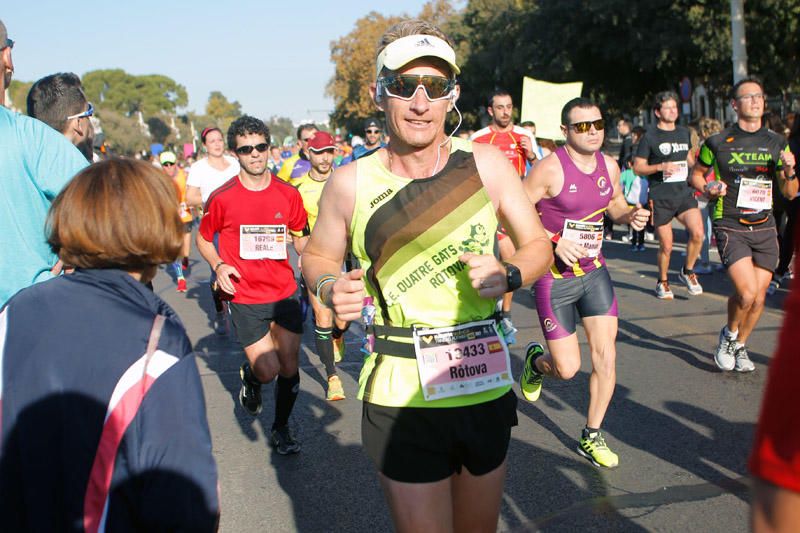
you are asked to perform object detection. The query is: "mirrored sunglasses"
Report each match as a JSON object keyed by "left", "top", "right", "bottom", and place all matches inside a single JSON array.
[
  {"left": 569, "top": 119, "right": 605, "bottom": 133},
  {"left": 380, "top": 75, "right": 455, "bottom": 101}
]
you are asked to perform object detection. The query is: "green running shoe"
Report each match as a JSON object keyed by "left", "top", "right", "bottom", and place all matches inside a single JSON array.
[
  {"left": 520, "top": 342, "right": 544, "bottom": 402},
  {"left": 577, "top": 431, "right": 619, "bottom": 468}
]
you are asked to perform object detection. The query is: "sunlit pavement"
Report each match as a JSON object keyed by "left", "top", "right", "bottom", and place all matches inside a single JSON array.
[{"left": 153, "top": 232, "right": 783, "bottom": 532}]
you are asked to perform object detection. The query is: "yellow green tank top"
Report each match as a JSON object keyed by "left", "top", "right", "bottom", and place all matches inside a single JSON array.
[
  {"left": 350, "top": 137, "right": 510, "bottom": 408},
  {"left": 293, "top": 172, "right": 325, "bottom": 231}
]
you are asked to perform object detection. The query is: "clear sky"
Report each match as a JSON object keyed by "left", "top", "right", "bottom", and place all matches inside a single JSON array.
[{"left": 4, "top": 0, "right": 433, "bottom": 124}]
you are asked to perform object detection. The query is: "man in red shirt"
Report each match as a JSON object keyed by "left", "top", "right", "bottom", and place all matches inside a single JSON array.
[
  {"left": 470, "top": 89, "right": 540, "bottom": 342},
  {"left": 197, "top": 115, "right": 308, "bottom": 455},
  {"left": 471, "top": 89, "right": 539, "bottom": 176}
]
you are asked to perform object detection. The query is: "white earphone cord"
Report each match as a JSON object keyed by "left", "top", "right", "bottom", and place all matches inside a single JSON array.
[{"left": 432, "top": 99, "right": 463, "bottom": 176}]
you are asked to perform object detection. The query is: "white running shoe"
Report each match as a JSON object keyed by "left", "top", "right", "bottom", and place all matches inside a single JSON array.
[
  {"left": 714, "top": 328, "right": 737, "bottom": 371},
  {"left": 678, "top": 267, "right": 703, "bottom": 295},
  {"left": 733, "top": 344, "right": 755, "bottom": 372},
  {"left": 656, "top": 281, "right": 674, "bottom": 300}
]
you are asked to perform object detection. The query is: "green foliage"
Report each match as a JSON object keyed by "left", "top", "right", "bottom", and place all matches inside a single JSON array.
[
  {"left": 96, "top": 108, "right": 149, "bottom": 156},
  {"left": 7, "top": 80, "right": 32, "bottom": 113},
  {"left": 450, "top": 0, "right": 526, "bottom": 126},
  {"left": 327, "top": 1, "right": 464, "bottom": 131},
  {"left": 205, "top": 91, "right": 242, "bottom": 132},
  {"left": 455, "top": 0, "right": 800, "bottom": 120},
  {"left": 146, "top": 116, "right": 171, "bottom": 144},
  {"left": 265, "top": 116, "right": 295, "bottom": 145},
  {"left": 327, "top": 11, "right": 405, "bottom": 131},
  {"left": 329, "top": 0, "right": 800, "bottom": 128},
  {"left": 82, "top": 69, "right": 188, "bottom": 116},
  {"left": 743, "top": 0, "right": 800, "bottom": 97}
]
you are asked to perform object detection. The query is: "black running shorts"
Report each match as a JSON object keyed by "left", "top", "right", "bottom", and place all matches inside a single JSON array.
[
  {"left": 362, "top": 389, "right": 518, "bottom": 483},
  {"left": 229, "top": 297, "right": 303, "bottom": 347},
  {"left": 713, "top": 222, "right": 778, "bottom": 272},
  {"left": 650, "top": 190, "right": 698, "bottom": 227}
]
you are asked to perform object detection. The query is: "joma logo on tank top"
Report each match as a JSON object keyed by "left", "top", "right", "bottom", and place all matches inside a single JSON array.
[{"left": 369, "top": 188, "right": 394, "bottom": 209}]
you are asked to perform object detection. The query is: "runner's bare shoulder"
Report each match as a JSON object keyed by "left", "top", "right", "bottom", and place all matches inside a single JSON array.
[{"left": 324, "top": 158, "right": 358, "bottom": 222}]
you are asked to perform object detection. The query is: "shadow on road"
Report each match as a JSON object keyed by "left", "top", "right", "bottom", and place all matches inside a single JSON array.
[
  {"left": 603, "top": 238, "right": 789, "bottom": 312},
  {"left": 504, "top": 437, "right": 650, "bottom": 532},
  {"left": 511, "top": 375, "right": 752, "bottom": 531}
]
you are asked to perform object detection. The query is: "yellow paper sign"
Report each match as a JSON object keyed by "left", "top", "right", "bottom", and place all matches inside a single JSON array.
[{"left": 520, "top": 77, "right": 584, "bottom": 141}]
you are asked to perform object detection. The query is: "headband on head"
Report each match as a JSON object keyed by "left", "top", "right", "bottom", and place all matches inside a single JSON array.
[{"left": 201, "top": 127, "right": 221, "bottom": 143}]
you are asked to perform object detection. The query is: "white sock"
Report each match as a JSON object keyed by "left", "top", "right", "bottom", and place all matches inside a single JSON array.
[{"left": 723, "top": 326, "right": 738, "bottom": 340}]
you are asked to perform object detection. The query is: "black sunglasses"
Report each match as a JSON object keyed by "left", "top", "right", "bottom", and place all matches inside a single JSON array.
[
  {"left": 380, "top": 75, "right": 456, "bottom": 101},
  {"left": 569, "top": 119, "right": 605, "bottom": 133},
  {"left": 235, "top": 143, "right": 270, "bottom": 155},
  {"left": 162, "top": 162, "right": 175, "bottom": 167},
  {"left": 2, "top": 38, "right": 13, "bottom": 50},
  {"left": 366, "top": 129, "right": 381, "bottom": 134}
]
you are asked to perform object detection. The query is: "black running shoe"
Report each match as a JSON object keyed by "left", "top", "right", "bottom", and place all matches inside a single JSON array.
[
  {"left": 239, "top": 363, "right": 262, "bottom": 416},
  {"left": 270, "top": 426, "right": 301, "bottom": 455}
]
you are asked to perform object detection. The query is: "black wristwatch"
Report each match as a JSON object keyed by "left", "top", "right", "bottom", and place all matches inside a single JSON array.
[
  {"left": 786, "top": 173, "right": 797, "bottom": 181},
  {"left": 503, "top": 262, "right": 522, "bottom": 293}
]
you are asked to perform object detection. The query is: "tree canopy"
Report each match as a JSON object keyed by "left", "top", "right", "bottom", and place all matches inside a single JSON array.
[
  {"left": 265, "top": 116, "right": 296, "bottom": 146},
  {"left": 96, "top": 109, "right": 150, "bottom": 155},
  {"left": 328, "top": 0, "right": 800, "bottom": 129},
  {"left": 205, "top": 91, "right": 242, "bottom": 133},
  {"left": 10, "top": 68, "right": 280, "bottom": 155},
  {"left": 327, "top": 11, "right": 406, "bottom": 132},
  {"left": 7, "top": 80, "right": 32, "bottom": 112},
  {"left": 82, "top": 69, "right": 188, "bottom": 116}
]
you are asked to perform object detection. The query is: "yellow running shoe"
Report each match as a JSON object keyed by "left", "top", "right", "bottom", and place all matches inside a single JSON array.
[
  {"left": 326, "top": 375, "right": 346, "bottom": 401},
  {"left": 333, "top": 336, "right": 345, "bottom": 363},
  {"left": 519, "top": 342, "right": 544, "bottom": 402},
  {"left": 577, "top": 430, "right": 619, "bottom": 468}
]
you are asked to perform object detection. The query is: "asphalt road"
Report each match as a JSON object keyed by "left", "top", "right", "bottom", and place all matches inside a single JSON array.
[{"left": 152, "top": 229, "right": 788, "bottom": 532}]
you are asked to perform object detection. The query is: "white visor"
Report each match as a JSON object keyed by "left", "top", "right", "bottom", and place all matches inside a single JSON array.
[{"left": 376, "top": 34, "right": 460, "bottom": 79}]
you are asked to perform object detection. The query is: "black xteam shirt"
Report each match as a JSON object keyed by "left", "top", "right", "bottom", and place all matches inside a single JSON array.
[
  {"left": 699, "top": 124, "right": 788, "bottom": 228},
  {"left": 636, "top": 125, "right": 693, "bottom": 201}
]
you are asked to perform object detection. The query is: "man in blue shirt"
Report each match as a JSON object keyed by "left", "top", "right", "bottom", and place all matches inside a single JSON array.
[{"left": 0, "top": 19, "right": 88, "bottom": 306}]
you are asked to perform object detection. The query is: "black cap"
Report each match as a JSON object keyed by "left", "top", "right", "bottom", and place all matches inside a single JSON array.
[{"left": 364, "top": 118, "right": 381, "bottom": 132}]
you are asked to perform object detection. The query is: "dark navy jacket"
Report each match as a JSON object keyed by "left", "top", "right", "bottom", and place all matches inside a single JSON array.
[{"left": 0, "top": 269, "right": 218, "bottom": 532}]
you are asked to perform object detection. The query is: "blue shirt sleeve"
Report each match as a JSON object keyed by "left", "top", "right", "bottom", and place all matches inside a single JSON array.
[{"left": 17, "top": 113, "right": 88, "bottom": 198}]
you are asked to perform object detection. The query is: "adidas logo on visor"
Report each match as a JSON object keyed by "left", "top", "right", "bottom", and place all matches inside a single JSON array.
[{"left": 416, "top": 37, "right": 433, "bottom": 47}]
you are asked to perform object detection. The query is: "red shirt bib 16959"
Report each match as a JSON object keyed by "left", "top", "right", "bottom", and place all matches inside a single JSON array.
[{"left": 199, "top": 175, "right": 307, "bottom": 304}]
